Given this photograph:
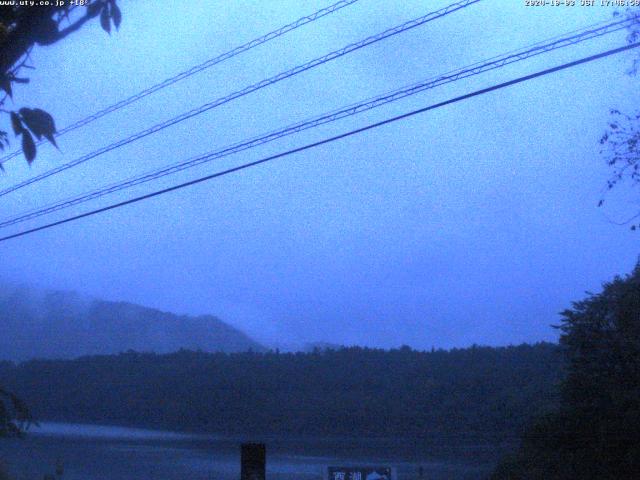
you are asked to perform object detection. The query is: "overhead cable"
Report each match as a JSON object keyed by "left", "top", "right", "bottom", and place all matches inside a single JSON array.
[{"left": 1, "top": 41, "right": 637, "bottom": 243}]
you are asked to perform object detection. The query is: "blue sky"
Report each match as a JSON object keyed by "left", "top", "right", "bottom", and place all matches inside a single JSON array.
[{"left": 1, "top": 0, "right": 639, "bottom": 349}]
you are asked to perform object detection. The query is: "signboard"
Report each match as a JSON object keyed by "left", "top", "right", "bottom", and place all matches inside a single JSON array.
[
  {"left": 325, "top": 466, "right": 395, "bottom": 480},
  {"left": 241, "top": 443, "right": 266, "bottom": 480}
]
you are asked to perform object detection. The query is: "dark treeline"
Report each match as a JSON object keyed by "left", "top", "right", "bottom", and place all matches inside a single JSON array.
[
  {"left": 0, "top": 343, "right": 562, "bottom": 440},
  {"left": 492, "top": 264, "right": 640, "bottom": 479}
]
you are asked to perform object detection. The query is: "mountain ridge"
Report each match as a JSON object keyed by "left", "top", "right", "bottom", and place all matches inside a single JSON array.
[{"left": 0, "top": 283, "right": 264, "bottom": 361}]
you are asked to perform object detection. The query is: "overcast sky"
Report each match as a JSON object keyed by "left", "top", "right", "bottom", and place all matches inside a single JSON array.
[{"left": 1, "top": 0, "right": 639, "bottom": 349}]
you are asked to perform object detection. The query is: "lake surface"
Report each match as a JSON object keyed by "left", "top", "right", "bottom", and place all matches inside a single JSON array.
[{"left": 0, "top": 422, "right": 506, "bottom": 480}]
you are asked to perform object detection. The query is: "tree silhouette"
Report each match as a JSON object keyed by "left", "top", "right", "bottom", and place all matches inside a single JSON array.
[
  {"left": 0, "top": 0, "right": 121, "bottom": 167},
  {"left": 0, "top": 387, "right": 32, "bottom": 437},
  {"left": 492, "top": 263, "right": 640, "bottom": 479},
  {"left": 598, "top": 10, "right": 640, "bottom": 228},
  {"left": 0, "top": 0, "right": 122, "bottom": 437}
]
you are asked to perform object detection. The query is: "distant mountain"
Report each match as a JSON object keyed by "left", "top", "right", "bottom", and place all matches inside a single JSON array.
[{"left": 0, "top": 284, "right": 264, "bottom": 361}]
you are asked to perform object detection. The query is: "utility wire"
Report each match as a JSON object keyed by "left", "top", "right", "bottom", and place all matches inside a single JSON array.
[
  {"left": 0, "top": 0, "right": 481, "bottom": 198},
  {"left": 0, "top": 0, "right": 360, "bottom": 167},
  {"left": 1, "top": 41, "right": 637, "bottom": 244},
  {"left": 0, "top": 16, "right": 634, "bottom": 230}
]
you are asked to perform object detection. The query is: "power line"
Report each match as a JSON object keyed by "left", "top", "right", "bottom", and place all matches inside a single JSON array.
[
  {"left": 0, "top": 0, "right": 360, "bottom": 167},
  {"left": 0, "top": 16, "right": 634, "bottom": 230},
  {"left": 1, "top": 41, "right": 637, "bottom": 244},
  {"left": 0, "top": 0, "right": 481, "bottom": 198}
]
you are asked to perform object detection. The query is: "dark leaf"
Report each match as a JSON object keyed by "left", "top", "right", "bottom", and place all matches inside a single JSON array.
[
  {"left": 44, "top": 131, "right": 57, "bottom": 148},
  {"left": 598, "top": 199, "right": 604, "bottom": 207},
  {"left": 10, "top": 112, "right": 23, "bottom": 135},
  {"left": 22, "top": 130, "right": 36, "bottom": 165},
  {"left": 87, "top": 1, "right": 103, "bottom": 17},
  {"left": 19, "top": 108, "right": 42, "bottom": 140},
  {"left": 100, "top": 5, "right": 111, "bottom": 34},
  {"left": 111, "top": 2, "right": 122, "bottom": 30},
  {"left": 19, "top": 108, "right": 57, "bottom": 146},
  {"left": 1, "top": 76, "right": 12, "bottom": 97}
]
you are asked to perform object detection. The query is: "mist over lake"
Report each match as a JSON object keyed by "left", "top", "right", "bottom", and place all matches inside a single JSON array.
[{"left": 0, "top": 422, "right": 504, "bottom": 480}]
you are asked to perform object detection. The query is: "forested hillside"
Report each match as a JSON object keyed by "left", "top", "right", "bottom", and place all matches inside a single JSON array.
[
  {"left": 0, "top": 343, "right": 563, "bottom": 440},
  {"left": 492, "top": 264, "right": 640, "bottom": 479},
  {"left": 0, "top": 284, "right": 264, "bottom": 360}
]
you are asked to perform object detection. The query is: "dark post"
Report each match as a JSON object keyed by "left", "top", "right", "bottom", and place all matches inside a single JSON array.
[{"left": 241, "top": 443, "right": 266, "bottom": 480}]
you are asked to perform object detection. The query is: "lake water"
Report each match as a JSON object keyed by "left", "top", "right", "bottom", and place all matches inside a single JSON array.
[{"left": 0, "top": 422, "right": 506, "bottom": 480}]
